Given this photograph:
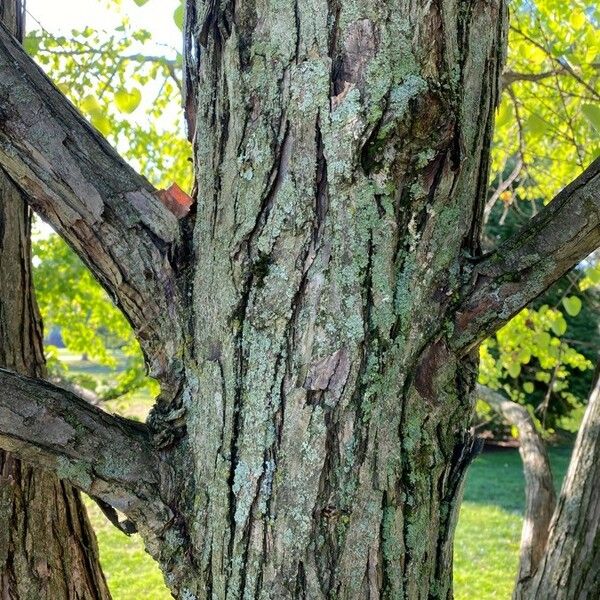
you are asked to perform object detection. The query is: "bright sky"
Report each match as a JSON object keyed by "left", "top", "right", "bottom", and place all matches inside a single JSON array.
[
  {"left": 27, "top": 0, "right": 182, "bottom": 56},
  {"left": 26, "top": 0, "right": 184, "bottom": 240}
]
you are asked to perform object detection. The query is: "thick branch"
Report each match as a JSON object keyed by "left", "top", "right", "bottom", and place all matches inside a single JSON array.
[
  {"left": 454, "top": 157, "right": 600, "bottom": 352},
  {"left": 0, "top": 367, "right": 170, "bottom": 529},
  {"left": 477, "top": 385, "right": 556, "bottom": 590},
  {"left": 0, "top": 23, "right": 183, "bottom": 380}
]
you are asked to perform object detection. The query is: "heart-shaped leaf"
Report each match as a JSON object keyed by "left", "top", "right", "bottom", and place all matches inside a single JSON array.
[
  {"left": 551, "top": 315, "right": 567, "bottom": 336},
  {"left": 91, "top": 113, "right": 111, "bottom": 136},
  {"left": 81, "top": 94, "right": 102, "bottom": 116},
  {"left": 115, "top": 88, "right": 142, "bottom": 113},
  {"left": 562, "top": 295, "right": 582, "bottom": 317}
]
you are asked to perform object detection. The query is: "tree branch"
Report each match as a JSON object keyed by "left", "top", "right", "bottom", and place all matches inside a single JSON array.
[
  {"left": 453, "top": 157, "right": 600, "bottom": 353},
  {"left": 0, "top": 22, "right": 184, "bottom": 381},
  {"left": 501, "top": 69, "right": 564, "bottom": 90},
  {"left": 0, "top": 367, "right": 170, "bottom": 530},
  {"left": 477, "top": 385, "right": 556, "bottom": 588}
]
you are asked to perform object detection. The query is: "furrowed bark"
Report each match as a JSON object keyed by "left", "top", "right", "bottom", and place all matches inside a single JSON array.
[
  {"left": 0, "top": 368, "right": 170, "bottom": 533},
  {"left": 453, "top": 157, "right": 600, "bottom": 353},
  {"left": 477, "top": 385, "right": 556, "bottom": 592},
  {"left": 0, "top": 3, "right": 110, "bottom": 597},
  {"left": 178, "top": 0, "right": 508, "bottom": 597},
  {"left": 0, "top": 21, "right": 183, "bottom": 382},
  {"left": 521, "top": 368, "right": 600, "bottom": 599},
  {"left": 0, "top": 165, "right": 112, "bottom": 600}
]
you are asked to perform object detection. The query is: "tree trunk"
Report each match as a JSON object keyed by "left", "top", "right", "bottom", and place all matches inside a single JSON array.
[
  {"left": 478, "top": 386, "right": 556, "bottom": 596},
  {"left": 165, "top": 1, "right": 507, "bottom": 597},
  {"left": 519, "top": 367, "right": 600, "bottom": 599},
  {"left": 0, "top": 2, "right": 110, "bottom": 598}
]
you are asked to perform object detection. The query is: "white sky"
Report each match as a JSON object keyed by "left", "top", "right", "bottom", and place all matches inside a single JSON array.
[
  {"left": 27, "top": 0, "right": 182, "bottom": 56},
  {"left": 27, "top": 0, "right": 183, "bottom": 240}
]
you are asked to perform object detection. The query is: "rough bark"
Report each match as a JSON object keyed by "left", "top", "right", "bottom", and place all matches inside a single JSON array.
[
  {"left": 453, "top": 156, "right": 600, "bottom": 353},
  {"left": 0, "top": 0, "right": 599, "bottom": 598},
  {"left": 520, "top": 368, "right": 600, "bottom": 599},
  {"left": 181, "top": 1, "right": 507, "bottom": 597},
  {"left": 0, "top": 21, "right": 183, "bottom": 386},
  {"left": 0, "top": 368, "right": 168, "bottom": 528},
  {"left": 477, "top": 386, "right": 556, "bottom": 592},
  {"left": 0, "top": 4, "right": 110, "bottom": 598}
]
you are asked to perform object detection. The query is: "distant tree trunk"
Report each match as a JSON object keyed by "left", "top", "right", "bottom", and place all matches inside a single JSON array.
[
  {"left": 482, "top": 374, "right": 600, "bottom": 599},
  {"left": 0, "top": 0, "right": 598, "bottom": 598},
  {"left": 477, "top": 386, "right": 556, "bottom": 593},
  {"left": 519, "top": 367, "right": 600, "bottom": 599},
  {"left": 0, "top": 2, "right": 110, "bottom": 598}
]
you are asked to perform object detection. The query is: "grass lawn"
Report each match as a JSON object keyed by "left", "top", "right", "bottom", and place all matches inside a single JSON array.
[
  {"left": 454, "top": 445, "right": 572, "bottom": 599},
  {"left": 59, "top": 351, "right": 573, "bottom": 598},
  {"left": 85, "top": 499, "right": 171, "bottom": 599}
]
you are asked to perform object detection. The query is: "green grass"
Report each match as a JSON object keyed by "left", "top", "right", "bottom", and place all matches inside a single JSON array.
[
  {"left": 86, "top": 500, "right": 171, "bottom": 599},
  {"left": 454, "top": 446, "right": 572, "bottom": 599},
  {"left": 59, "top": 351, "right": 574, "bottom": 598}
]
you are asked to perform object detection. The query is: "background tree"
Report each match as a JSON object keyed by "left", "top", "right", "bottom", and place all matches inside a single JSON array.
[
  {"left": 0, "top": 1, "right": 598, "bottom": 599},
  {"left": 0, "top": 1, "right": 110, "bottom": 597},
  {"left": 480, "top": 365, "right": 600, "bottom": 599}
]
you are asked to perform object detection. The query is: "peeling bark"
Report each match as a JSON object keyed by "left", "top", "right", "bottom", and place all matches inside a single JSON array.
[{"left": 0, "top": 22, "right": 183, "bottom": 384}]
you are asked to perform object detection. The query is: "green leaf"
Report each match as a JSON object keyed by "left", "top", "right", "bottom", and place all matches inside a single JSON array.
[
  {"left": 562, "top": 295, "right": 582, "bottom": 317},
  {"left": 495, "top": 101, "right": 514, "bottom": 129},
  {"left": 173, "top": 4, "right": 184, "bottom": 31},
  {"left": 91, "top": 113, "right": 111, "bottom": 136},
  {"left": 523, "top": 382, "right": 535, "bottom": 394},
  {"left": 582, "top": 104, "right": 600, "bottom": 134},
  {"left": 524, "top": 113, "right": 549, "bottom": 138},
  {"left": 570, "top": 10, "right": 586, "bottom": 29},
  {"left": 535, "top": 371, "right": 551, "bottom": 384},
  {"left": 133, "top": 0, "right": 150, "bottom": 5},
  {"left": 589, "top": 266, "right": 600, "bottom": 285},
  {"left": 115, "top": 88, "right": 142, "bottom": 113},
  {"left": 24, "top": 34, "right": 40, "bottom": 56},
  {"left": 81, "top": 95, "right": 102, "bottom": 116},
  {"left": 534, "top": 331, "right": 551, "bottom": 350},
  {"left": 551, "top": 315, "right": 567, "bottom": 337},
  {"left": 507, "top": 363, "right": 521, "bottom": 378}
]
